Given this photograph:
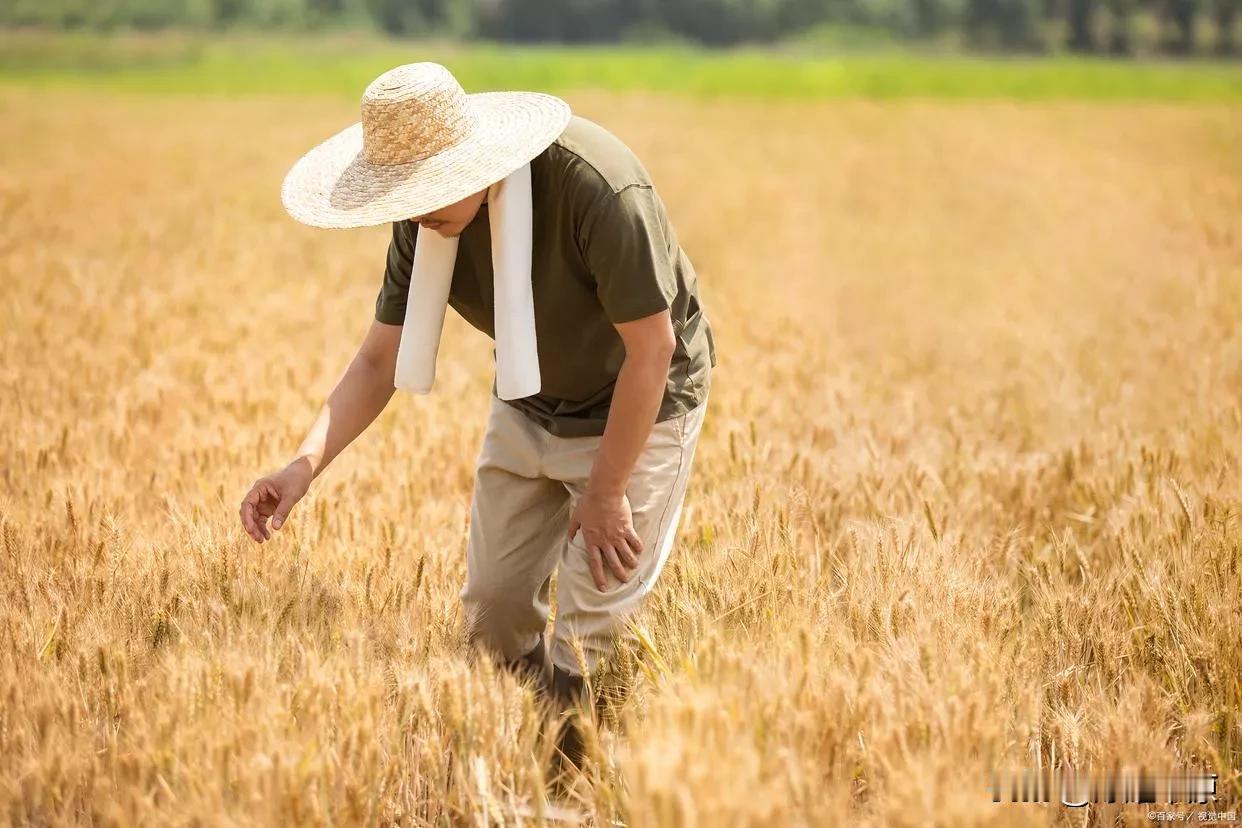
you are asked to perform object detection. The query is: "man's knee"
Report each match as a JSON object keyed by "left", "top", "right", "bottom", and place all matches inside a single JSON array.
[{"left": 460, "top": 580, "right": 544, "bottom": 662}]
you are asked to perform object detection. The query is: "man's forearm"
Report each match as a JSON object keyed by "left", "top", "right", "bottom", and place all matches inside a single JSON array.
[
  {"left": 588, "top": 350, "right": 672, "bottom": 497},
  {"left": 294, "top": 354, "right": 396, "bottom": 478}
]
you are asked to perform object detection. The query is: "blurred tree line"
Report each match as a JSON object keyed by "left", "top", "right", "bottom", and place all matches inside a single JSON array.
[{"left": 2, "top": 0, "right": 1236, "bottom": 55}]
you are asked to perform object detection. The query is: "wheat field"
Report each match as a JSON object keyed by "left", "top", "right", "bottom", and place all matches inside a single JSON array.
[{"left": 1, "top": 86, "right": 1240, "bottom": 825}]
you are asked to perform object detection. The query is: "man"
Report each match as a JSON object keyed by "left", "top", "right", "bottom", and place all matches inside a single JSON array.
[{"left": 238, "top": 63, "right": 716, "bottom": 761}]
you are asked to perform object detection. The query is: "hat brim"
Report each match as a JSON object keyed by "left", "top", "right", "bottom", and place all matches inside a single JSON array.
[{"left": 281, "top": 91, "right": 571, "bottom": 230}]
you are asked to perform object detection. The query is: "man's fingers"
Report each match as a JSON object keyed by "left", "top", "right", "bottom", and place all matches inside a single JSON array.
[
  {"left": 240, "top": 495, "right": 265, "bottom": 542},
  {"left": 615, "top": 537, "right": 639, "bottom": 569},
  {"left": 240, "top": 498, "right": 255, "bottom": 533},
  {"left": 272, "top": 493, "right": 297, "bottom": 531},
  {"left": 601, "top": 545, "right": 631, "bottom": 584},
  {"left": 261, "top": 480, "right": 281, "bottom": 503},
  {"left": 588, "top": 547, "right": 607, "bottom": 591},
  {"left": 625, "top": 528, "right": 644, "bottom": 557},
  {"left": 252, "top": 482, "right": 276, "bottom": 539},
  {"left": 240, "top": 478, "right": 298, "bottom": 543}
]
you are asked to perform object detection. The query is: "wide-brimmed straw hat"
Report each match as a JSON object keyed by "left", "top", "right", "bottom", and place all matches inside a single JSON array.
[{"left": 281, "top": 62, "right": 571, "bottom": 229}]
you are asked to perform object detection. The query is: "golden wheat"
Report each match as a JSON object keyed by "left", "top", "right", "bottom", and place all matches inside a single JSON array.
[{"left": 1, "top": 88, "right": 1239, "bottom": 826}]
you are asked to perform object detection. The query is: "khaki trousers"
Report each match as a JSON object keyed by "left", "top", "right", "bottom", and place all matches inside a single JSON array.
[{"left": 460, "top": 392, "right": 708, "bottom": 675}]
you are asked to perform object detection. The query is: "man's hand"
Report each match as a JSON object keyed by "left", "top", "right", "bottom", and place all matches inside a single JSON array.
[
  {"left": 568, "top": 490, "right": 645, "bottom": 590},
  {"left": 236, "top": 320, "right": 400, "bottom": 544},
  {"left": 239, "top": 457, "right": 313, "bottom": 543}
]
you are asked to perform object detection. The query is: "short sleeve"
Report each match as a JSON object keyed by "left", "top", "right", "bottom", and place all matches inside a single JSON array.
[
  {"left": 580, "top": 184, "right": 677, "bottom": 324},
  {"left": 375, "top": 220, "right": 415, "bottom": 325}
]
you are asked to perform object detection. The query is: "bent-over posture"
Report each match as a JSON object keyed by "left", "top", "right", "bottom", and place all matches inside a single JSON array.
[{"left": 239, "top": 63, "right": 716, "bottom": 765}]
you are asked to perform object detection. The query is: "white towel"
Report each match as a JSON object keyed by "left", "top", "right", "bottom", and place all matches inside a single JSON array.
[{"left": 393, "top": 163, "right": 541, "bottom": 400}]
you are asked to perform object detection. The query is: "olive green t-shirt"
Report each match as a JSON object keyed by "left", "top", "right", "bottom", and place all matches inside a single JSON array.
[{"left": 375, "top": 114, "right": 717, "bottom": 438}]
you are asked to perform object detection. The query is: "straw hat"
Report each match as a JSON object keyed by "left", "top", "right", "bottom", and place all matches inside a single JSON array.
[{"left": 281, "top": 62, "right": 571, "bottom": 229}]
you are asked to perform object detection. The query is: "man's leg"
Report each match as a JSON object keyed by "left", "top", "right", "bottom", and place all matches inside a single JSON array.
[
  {"left": 460, "top": 396, "right": 569, "bottom": 685},
  {"left": 546, "top": 395, "right": 709, "bottom": 680}
]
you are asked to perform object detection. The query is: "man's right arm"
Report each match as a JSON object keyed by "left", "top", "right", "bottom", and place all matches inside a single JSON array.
[
  {"left": 239, "top": 320, "right": 401, "bottom": 542},
  {"left": 314, "top": 218, "right": 417, "bottom": 476},
  {"left": 241, "top": 222, "right": 415, "bottom": 543},
  {"left": 292, "top": 319, "right": 402, "bottom": 479}
]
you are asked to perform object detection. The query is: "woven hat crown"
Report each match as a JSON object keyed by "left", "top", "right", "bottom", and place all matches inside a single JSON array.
[{"left": 361, "top": 63, "right": 478, "bottom": 167}]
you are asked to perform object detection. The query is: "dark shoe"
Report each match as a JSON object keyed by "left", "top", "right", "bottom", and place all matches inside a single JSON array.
[
  {"left": 550, "top": 666, "right": 589, "bottom": 772},
  {"left": 504, "top": 637, "right": 552, "bottom": 697},
  {"left": 550, "top": 663, "right": 587, "bottom": 708}
]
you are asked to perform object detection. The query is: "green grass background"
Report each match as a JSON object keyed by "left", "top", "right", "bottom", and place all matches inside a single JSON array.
[{"left": 2, "top": 30, "right": 1241, "bottom": 100}]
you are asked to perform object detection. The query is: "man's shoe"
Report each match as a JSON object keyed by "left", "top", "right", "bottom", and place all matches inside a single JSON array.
[
  {"left": 550, "top": 665, "right": 589, "bottom": 772},
  {"left": 504, "top": 637, "right": 552, "bottom": 697}
]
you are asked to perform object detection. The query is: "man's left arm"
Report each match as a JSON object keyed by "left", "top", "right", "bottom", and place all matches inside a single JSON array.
[
  {"left": 568, "top": 181, "right": 683, "bottom": 591},
  {"left": 567, "top": 309, "right": 675, "bottom": 591}
]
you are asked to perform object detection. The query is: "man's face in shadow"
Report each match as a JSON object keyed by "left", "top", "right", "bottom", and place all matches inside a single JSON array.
[{"left": 409, "top": 186, "right": 488, "bottom": 238}]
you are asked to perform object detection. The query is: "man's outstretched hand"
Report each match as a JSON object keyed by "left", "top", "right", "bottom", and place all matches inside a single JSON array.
[{"left": 239, "top": 458, "right": 313, "bottom": 543}]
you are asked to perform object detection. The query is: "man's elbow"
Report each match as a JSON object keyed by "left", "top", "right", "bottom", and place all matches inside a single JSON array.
[
  {"left": 356, "top": 321, "right": 402, "bottom": 379},
  {"left": 655, "top": 332, "right": 677, "bottom": 363},
  {"left": 626, "top": 333, "right": 676, "bottom": 367},
  {"left": 616, "top": 311, "right": 676, "bottom": 367}
]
